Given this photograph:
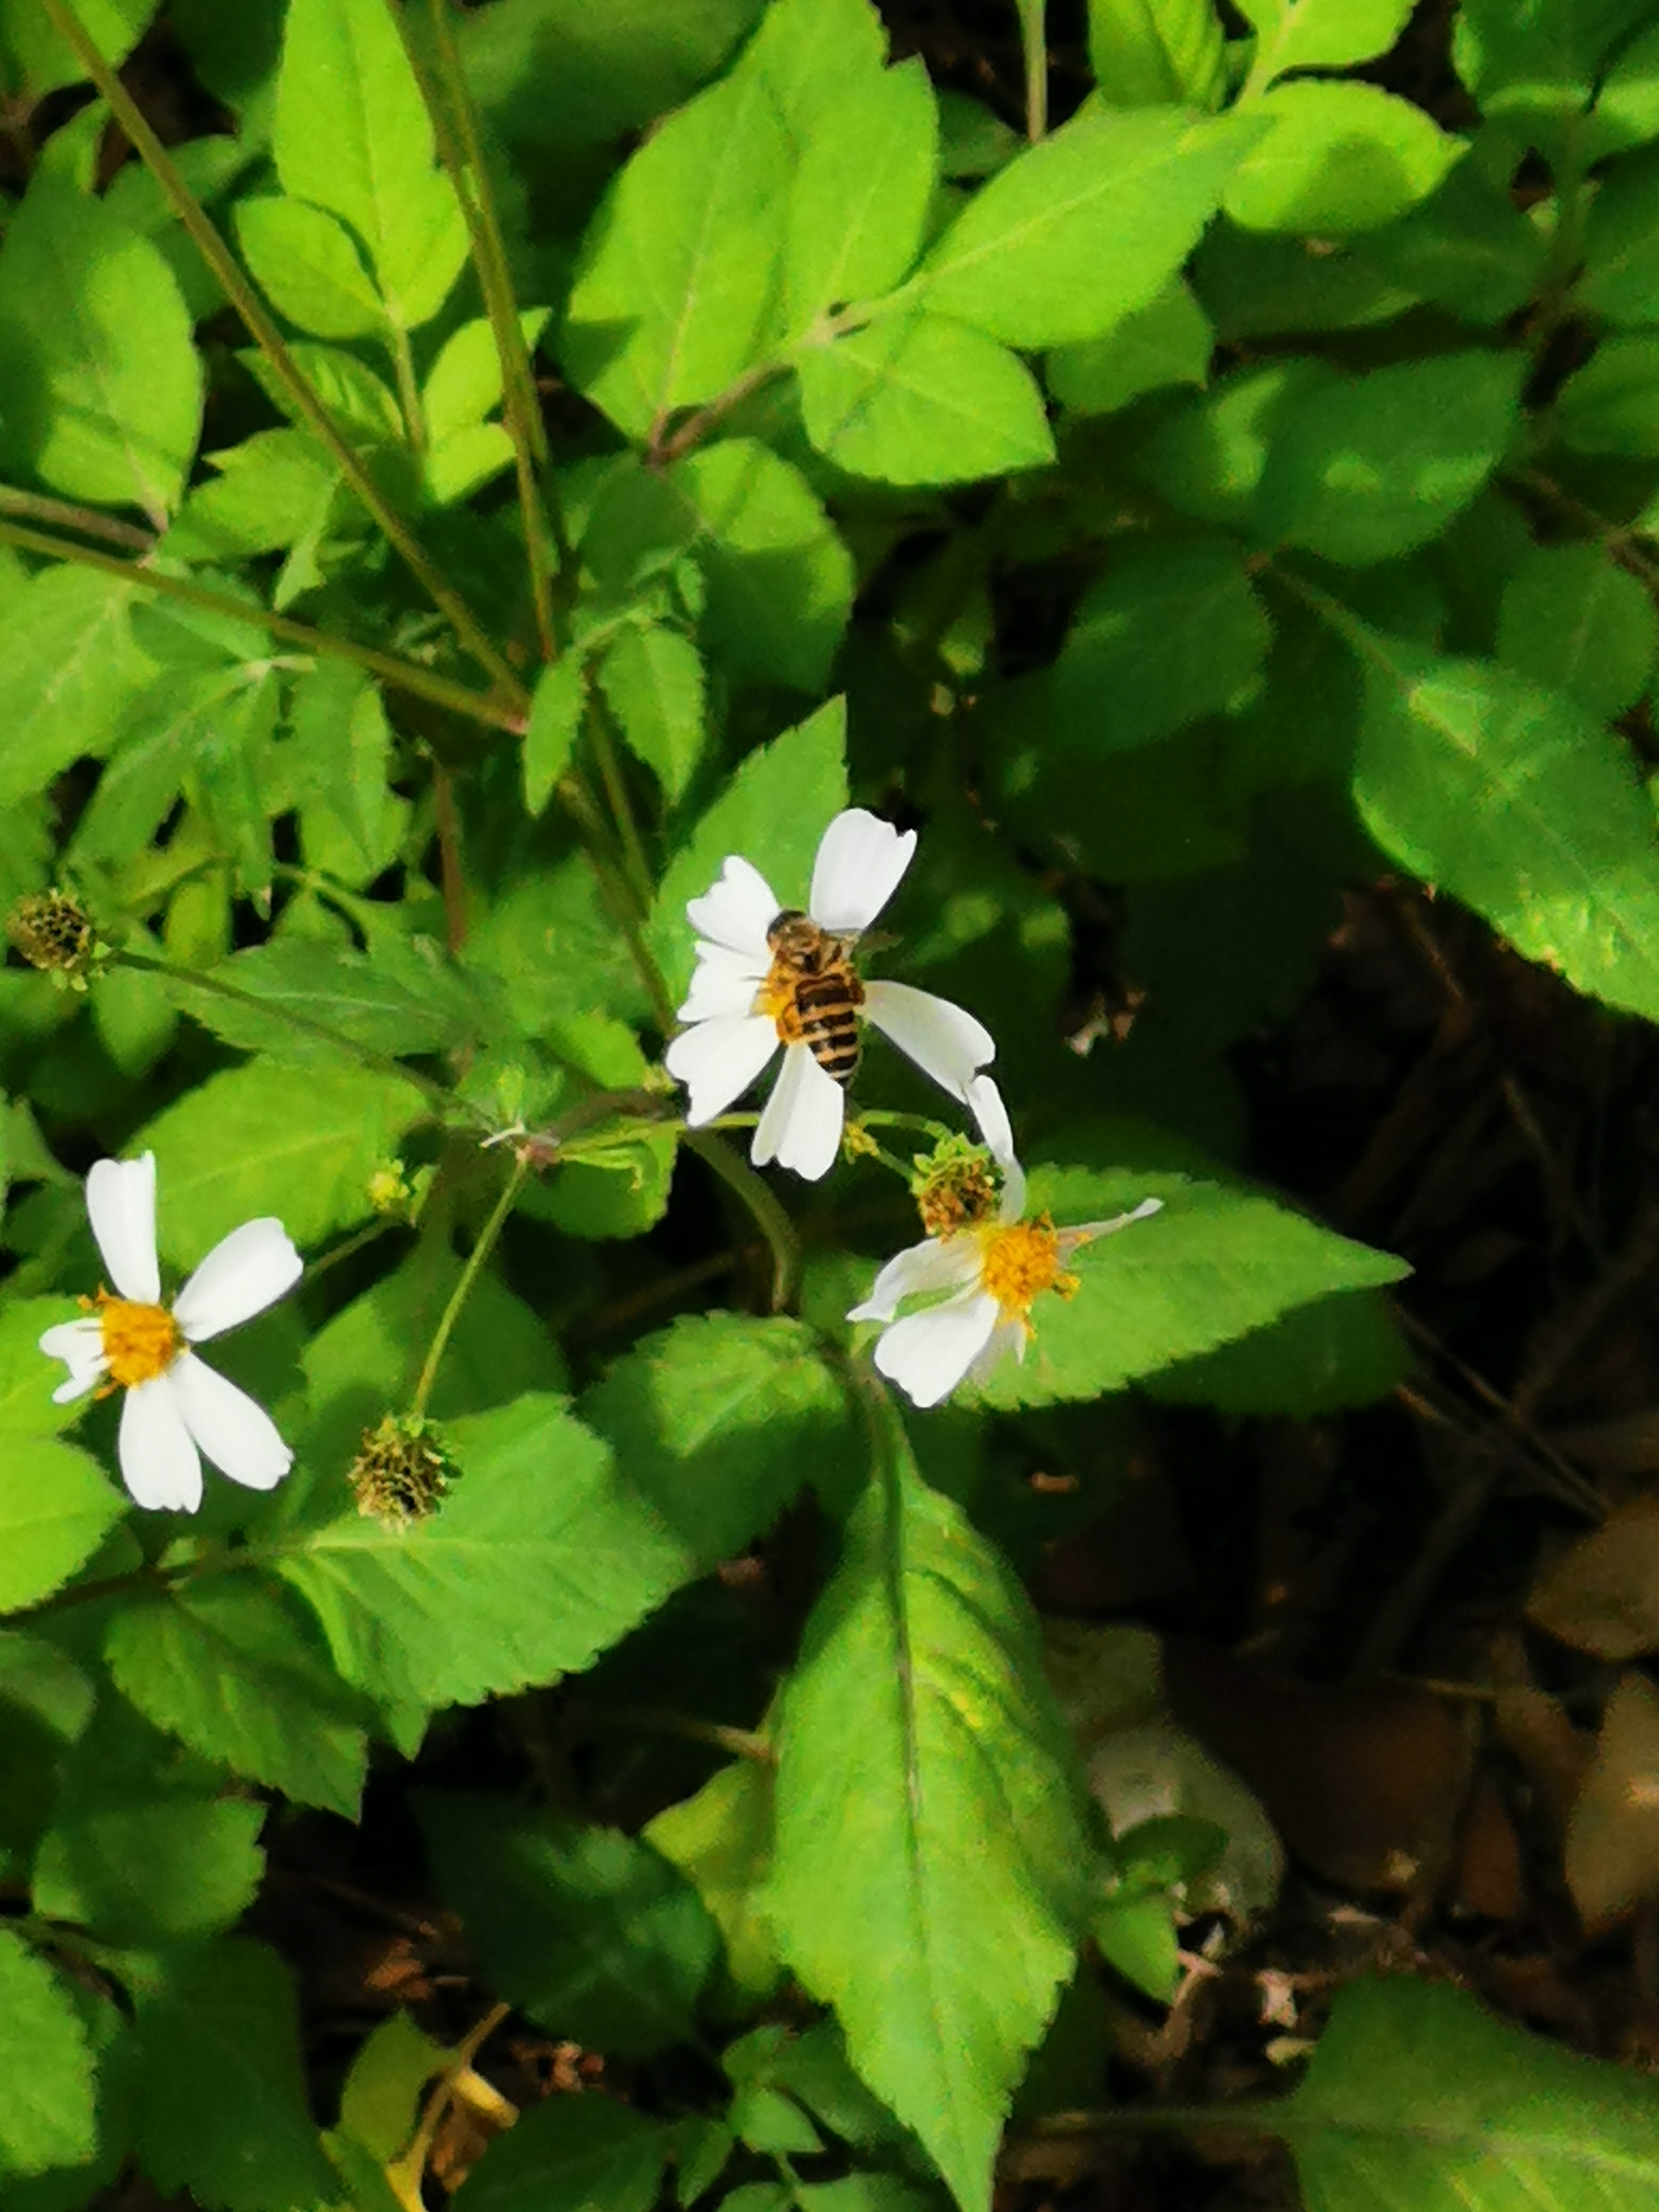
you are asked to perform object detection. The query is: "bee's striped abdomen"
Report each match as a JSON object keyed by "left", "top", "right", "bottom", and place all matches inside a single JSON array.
[{"left": 794, "top": 969, "right": 863, "bottom": 1084}]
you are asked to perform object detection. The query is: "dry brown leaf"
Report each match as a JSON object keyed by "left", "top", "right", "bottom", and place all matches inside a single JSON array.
[
  {"left": 1565, "top": 1672, "right": 1659, "bottom": 1930},
  {"left": 1529, "top": 1494, "right": 1659, "bottom": 1659}
]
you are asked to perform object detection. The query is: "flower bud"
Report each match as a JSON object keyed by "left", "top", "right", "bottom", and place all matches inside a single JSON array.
[
  {"left": 7, "top": 890, "right": 98, "bottom": 987},
  {"left": 909, "top": 1134, "right": 1000, "bottom": 1237},
  {"left": 348, "top": 1414, "right": 453, "bottom": 1526}
]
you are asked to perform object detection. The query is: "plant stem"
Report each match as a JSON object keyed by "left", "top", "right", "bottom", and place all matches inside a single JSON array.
[
  {"left": 388, "top": 321, "right": 426, "bottom": 457},
  {"left": 0, "top": 517, "right": 525, "bottom": 735},
  {"left": 113, "top": 948, "right": 456, "bottom": 1114},
  {"left": 586, "top": 696, "right": 655, "bottom": 912},
  {"left": 410, "top": 1155, "right": 531, "bottom": 1418},
  {"left": 384, "top": 2001, "right": 512, "bottom": 2211},
  {"left": 1017, "top": 0, "right": 1048, "bottom": 140},
  {"left": 36, "top": 0, "right": 526, "bottom": 710},
  {"left": 418, "top": 0, "right": 566, "bottom": 660},
  {"left": 686, "top": 1130, "right": 799, "bottom": 1312},
  {"left": 0, "top": 482, "right": 153, "bottom": 551}
]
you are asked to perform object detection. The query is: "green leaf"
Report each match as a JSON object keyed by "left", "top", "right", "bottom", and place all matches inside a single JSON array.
[
  {"left": 766, "top": 1443, "right": 1094, "bottom": 2212},
  {"left": 1588, "top": 20, "right": 1659, "bottom": 159},
  {"left": 241, "top": 338, "right": 403, "bottom": 444},
  {"left": 72, "top": 664, "right": 280, "bottom": 872},
  {"left": 581, "top": 1313, "right": 855, "bottom": 1564},
  {"left": 1223, "top": 82, "right": 1464, "bottom": 234},
  {"left": 171, "top": 428, "right": 342, "bottom": 563},
  {"left": 1047, "top": 279, "right": 1212, "bottom": 416},
  {"left": 1238, "top": 0, "right": 1413, "bottom": 84},
  {"left": 165, "top": 937, "right": 487, "bottom": 1067},
  {"left": 422, "top": 309, "right": 550, "bottom": 444},
  {"left": 33, "top": 1706, "right": 265, "bottom": 1947},
  {"left": 786, "top": 56, "right": 937, "bottom": 331},
  {"left": 1582, "top": 150, "right": 1659, "bottom": 325},
  {"left": 667, "top": 439, "right": 855, "bottom": 691},
  {"left": 1496, "top": 545, "right": 1657, "bottom": 721},
  {"left": 797, "top": 311, "right": 1055, "bottom": 484},
  {"left": 288, "top": 664, "right": 407, "bottom": 882},
  {"left": 0, "top": 1930, "right": 95, "bottom": 2178},
  {"left": 920, "top": 108, "right": 1258, "bottom": 347},
  {"left": 1556, "top": 335, "right": 1659, "bottom": 455},
  {"left": 1088, "top": 0, "right": 1227, "bottom": 109},
  {"left": 274, "top": 0, "right": 466, "bottom": 330},
  {"left": 0, "top": 177, "right": 201, "bottom": 521},
  {"left": 648, "top": 696, "right": 848, "bottom": 1002},
  {"left": 420, "top": 1792, "right": 721, "bottom": 2053},
  {"left": 523, "top": 653, "right": 588, "bottom": 818},
  {"left": 1258, "top": 351, "right": 1522, "bottom": 564},
  {"left": 1458, "top": 0, "right": 1652, "bottom": 142},
  {"left": 0, "top": 1438, "right": 126, "bottom": 1615},
  {"left": 334, "top": 2012, "right": 443, "bottom": 2163},
  {"left": 562, "top": 67, "right": 792, "bottom": 440},
  {"left": 0, "top": 0, "right": 155, "bottom": 101},
  {"left": 0, "top": 568, "right": 150, "bottom": 813},
  {"left": 734, "top": 0, "right": 888, "bottom": 140},
  {"left": 1361, "top": 152, "right": 1548, "bottom": 326},
  {"left": 1146, "top": 1286, "right": 1411, "bottom": 1416},
  {"left": 232, "top": 195, "right": 385, "bottom": 339},
  {"left": 105, "top": 1574, "right": 370, "bottom": 1818},
  {"left": 646, "top": 1760, "right": 782, "bottom": 1999},
  {"left": 132, "top": 1940, "right": 336, "bottom": 2212},
  {"left": 598, "top": 624, "right": 707, "bottom": 804},
  {"left": 275, "top": 1394, "right": 702, "bottom": 1711},
  {"left": 1191, "top": 223, "right": 1418, "bottom": 340},
  {"left": 1050, "top": 539, "right": 1270, "bottom": 753},
  {"left": 1352, "top": 629, "right": 1659, "bottom": 1029},
  {"left": 461, "top": 2094, "right": 671, "bottom": 2212},
  {"left": 135, "top": 1059, "right": 426, "bottom": 1263},
  {"left": 0, "top": 1300, "right": 95, "bottom": 1440},
  {"left": 1273, "top": 1975, "right": 1659, "bottom": 2209},
  {"left": 961, "top": 1164, "right": 1408, "bottom": 1411}
]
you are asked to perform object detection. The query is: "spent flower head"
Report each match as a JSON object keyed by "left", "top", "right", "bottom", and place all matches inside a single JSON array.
[
  {"left": 664, "top": 809, "right": 997, "bottom": 1181},
  {"left": 349, "top": 1413, "right": 453, "bottom": 1526},
  {"left": 39, "top": 1154, "right": 302, "bottom": 1511},
  {"left": 7, "top": 889, "right": 102, "bottom": 989}
]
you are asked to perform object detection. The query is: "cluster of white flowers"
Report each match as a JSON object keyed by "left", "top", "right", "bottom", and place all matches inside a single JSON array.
[{"left": 667, "top": 808, "right": 1162, "bottom": 1407}]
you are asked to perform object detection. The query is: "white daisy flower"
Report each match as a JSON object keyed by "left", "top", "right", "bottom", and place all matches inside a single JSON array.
[
  {"left": 851, "top": 1149, "right": 1162, "bottom": 1410},
  {"left": 39, "top": 1153, "right": 303, "bottom": 1513},
  {"left": 664, "top": 808, "right": 996, "bottom": 1181}
]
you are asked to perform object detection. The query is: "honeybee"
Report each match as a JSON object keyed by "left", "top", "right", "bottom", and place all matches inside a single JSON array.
[{"left": 760, "top": 910, "right": 865, "bottom": 1084}]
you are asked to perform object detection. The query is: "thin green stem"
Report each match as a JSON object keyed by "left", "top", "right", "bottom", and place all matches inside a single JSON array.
[
  {"left": 36, "top": 0, "right": 526, "bottom": 709},
  {"left": 685, "top": 1130, "right": 799, "bottom": 1313},
  {"left": 586, "top": 697, "right": 655, "bottom": 912},
  {"left": 857, "top": 1108, "right": 959, "bottom": 1147},
  {"left": 554, "top": 773, "right": 677, "bottom": 1030},
  {"left": 418, "top": 0, "right": 566, "bottom": 657},
  {"left": 410, "top": 1155, "right": 530, "bottom": 1418},
  {"left": 0, "top": 518, "right": 525, "bottom": 735},
  {"left": 113, "top": 949, "right": 456, "bottom": 1114},
  {"left": 1017, "top": 0, "right": 1048, "bottom": 140},
  {"left": 0, "top": 482, "right": 153, "bottom": 551},
  {"left": 389, "top": 322, "right": 426, "bottom": 457}
]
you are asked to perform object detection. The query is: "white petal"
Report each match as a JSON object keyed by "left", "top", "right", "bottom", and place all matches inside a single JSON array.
[
  {"left": 173, "top": 1218, "right": 302, "bottom": 1344},
  {"left": 966, "top": 1073, "right": 1014, "bottom": 1168},
  {"left": 874, "top": 1290, "right": 1000, "bottom": 1409},
  {"left": 40, "top": 1318, "right": 108, "bottom": 1404},
  {"left": 85, "top": 1154, "right": 160, "bottom": 1303},
  {"left": 862, "top": 980, "right": 994, "bottom": 1103},
  {"left": 665, "top": 1013, "right": 780, "bottom": 1124},
  {"left": 1062, "top": 1197, "right": 1164, "bottom": 1252},
  {"left": 808, "top": 809, "right": 917, "bottom": 934},
  {"left": 686, "top": 854, "right": 781, "bottom": 959},
  {"left": 971, "top": 1316, "right": 1026, "bottom": 1385},
  {"left": 848, "top": 1234, "right": 980, "bottom": 1324},
  {"left": 752, "top": 1042, "right": 845, "bottom": 1181},
  {"left": 169, "top": 1352, "right": 294, "bottom": 1491},
  {"left": 119, "top": 1373, "right": 203, "bottom": 1512},
  {"left": 678, "top": 941, "right": 770, "bottom": 1024}
]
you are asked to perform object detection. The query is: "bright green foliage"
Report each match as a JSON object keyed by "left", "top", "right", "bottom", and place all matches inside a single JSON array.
[
  {"left": 233, "top": 196, "right": 385, "bottom": 340},
  {"left": 600, "top": 623, "right": 708, "bottom": 803},
  {"left": 1047, "top": 280, "right": 1213, "bottom": 417},
  {"left": 105, "top": 1575, "right": 371, "bottom": 1816},
  {"left": 0, "top": 1929, "right": 95, "bottom": 2179},
  {"left": 1089, "top": 0, "right": 1228, "bottom": 109},
  {"left": 1274, "top": 1976, "right": 1659, "bottom": 2208},
  {"left": 767, "top": 1438, "right": 1094, "bottom": 2212},
  {"left": 1222, "top": 84, "right": 1463, "bottom": 234},
  {"left": 0, "top": 1437, "right": 125, "bottom": 1612},
  {"left": 785, "top": 56, "right": 937, "bottom": 331},
  {"left": 274, "top": 0, "right": 466, "bottom": 331},
  {"left": 1354, "top": 633, "right": 1659, "bottom": 1027},
  {"left": 0, "top": 569, "right": 150, "bottom": 811},
  {"left": 1238, "top": 0, "right": 1415, "bottom": 84},
  {"left": 132, "top": 1941, "right": 336, "bottom": 2212},
  {"left": 797, "top": 313, "right": 1056, "bottom": 485},
  {"left": 646, "top": 1759, "right": 782, "bottom": 1998},
  {"left": 922, "top": 109, "right": 1259, "bottom": 347},
  {"left": 1495, "top": 545, "right": 1658, "bottom": 719},
  {"left": 421, "top": 1791, "right": 721, "bottom": 2052},
  {"left": 0, "top": 0, "right": 155, "bottom": 100},
  {"left": 0, "top": 178, "right": 201, "bottom": 522}
]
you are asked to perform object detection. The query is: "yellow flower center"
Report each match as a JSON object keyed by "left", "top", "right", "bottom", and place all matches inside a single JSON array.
[
  {"left": 976, "top": 1217, "right": 1079, "bottom": 1324},
  {"left": 92, "top": 1292, "right": 182, "bottom": 1389}
]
